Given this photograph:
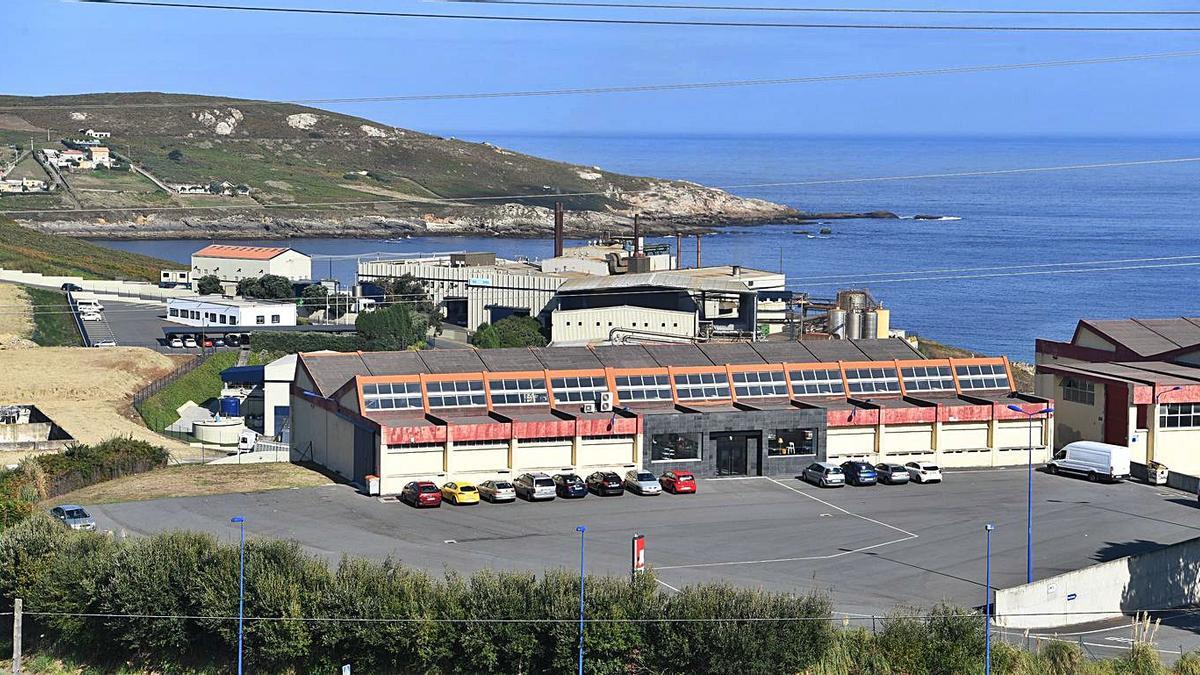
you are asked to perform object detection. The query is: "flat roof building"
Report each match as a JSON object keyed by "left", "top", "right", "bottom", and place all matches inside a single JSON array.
[
  {"left": 291, "top": 338, "right": 1052, "bottom": 494},
  {"left": 167, "top": 296, "right": 297, "bottom": 329}
]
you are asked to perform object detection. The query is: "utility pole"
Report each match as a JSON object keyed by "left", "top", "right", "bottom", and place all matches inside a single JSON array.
[{"left": 12, "top": 597, "right": 22, "bottom": 675}]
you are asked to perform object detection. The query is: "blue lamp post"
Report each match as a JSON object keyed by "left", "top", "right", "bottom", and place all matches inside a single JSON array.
[
  {"left": 1007, "top": 404, "right": 1054, "bottom": 583},
  {"left": 575, "top": 525, "right": 586, "bottom": 675},
  {"left": 231, "top": 516, "right": 246, "bottom": 675},
  {"left": 984, "top": 523, "right": 995, "bottom": 675}
]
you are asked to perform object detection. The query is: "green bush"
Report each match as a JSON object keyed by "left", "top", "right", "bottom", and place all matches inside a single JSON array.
[{"left": 249, "top": 331, "right": 364, "bottom": 354}]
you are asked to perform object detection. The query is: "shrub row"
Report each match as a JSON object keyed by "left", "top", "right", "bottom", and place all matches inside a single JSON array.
[
  {"left": 0, "top": 438, "right": 169, "bottom": 529},
  {"left": 248, "top": 331, "right": 364, "bottom": 355}
]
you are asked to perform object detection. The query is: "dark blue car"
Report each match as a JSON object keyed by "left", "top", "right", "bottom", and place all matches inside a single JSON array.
[
  {"left": 840, "top": 461, "right": 878, "bottom": 486},
  {"left": 553, "top": 473, "right": 588, "bottom": 498}
]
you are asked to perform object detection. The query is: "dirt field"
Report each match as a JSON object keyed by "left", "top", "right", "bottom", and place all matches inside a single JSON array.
[
  {"left": 0, "top": 346, "right": 193, "bottom": 454},
  {"left": 0, "top": 283, "right": 33, "bottom": 346},
  {"left": 46, "top": 463, "right": 333, "bottom": 505}
]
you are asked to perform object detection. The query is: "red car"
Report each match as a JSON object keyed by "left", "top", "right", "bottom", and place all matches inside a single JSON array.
[
  {"left": 659, "top": 471, "right": 697, "bottom": 494},
  {"left": 400, "top": 481, "right": 442, "bottom": 508},
  {"left": 202, "top": 338, "right": 214, "bottom": 348}
]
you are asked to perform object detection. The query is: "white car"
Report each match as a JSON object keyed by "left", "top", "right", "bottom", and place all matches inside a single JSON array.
[
  {"left": 183, "top": 336, "right": 198, "bottom": 348},
  {"left": 80, "top": 312, "right": 103, "bottom": 322},
  {"left": 624, "top": 470, "right": 662, "bottom": 495},
  {"left": 168, "top": 337, "right": 184, "bottom": 348},
  {"left": 92, "top": 340, "right": 117, "bottom": 348},
  {"left": 905, "top": 461, "right": 943, "bottom": 484}
]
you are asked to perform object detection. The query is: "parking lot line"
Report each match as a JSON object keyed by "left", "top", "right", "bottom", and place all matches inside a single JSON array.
[
  {"left": 654, "top": 478, "right": 918, "bottom": 571},
  {"left": 655, "top": 579, "right": 681, "bottom": 593}
]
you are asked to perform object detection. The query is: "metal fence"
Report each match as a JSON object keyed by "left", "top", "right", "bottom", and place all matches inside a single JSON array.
[{"left": 132, "top": 354, "right": 205, "bottom": 408}]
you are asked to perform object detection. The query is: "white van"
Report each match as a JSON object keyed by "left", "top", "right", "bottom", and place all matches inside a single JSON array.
[{"left": 1047, "top": 441, "right": 1131, "bottom": 483}]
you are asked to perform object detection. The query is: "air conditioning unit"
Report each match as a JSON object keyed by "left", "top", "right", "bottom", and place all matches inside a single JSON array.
[
  {"left": 582, "top": 403, "right": 597, "bottom": 413},
  {"left": 598, "top": 392, "right": 614, "bottom": 412}
]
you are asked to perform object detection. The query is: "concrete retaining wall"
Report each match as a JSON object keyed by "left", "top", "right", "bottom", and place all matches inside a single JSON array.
[
  {"left": 995, "top": 535, "right": 1200, "bottom": 629},
  {"left": 0, "top": 268, "right": 190, "bottom": 302}
]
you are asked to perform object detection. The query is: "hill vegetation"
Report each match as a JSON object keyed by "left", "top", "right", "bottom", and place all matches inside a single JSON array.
[{"left": 0, "top": 217, "right": 171, "bottom": 281}]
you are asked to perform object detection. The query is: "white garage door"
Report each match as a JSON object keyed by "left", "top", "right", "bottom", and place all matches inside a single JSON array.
[
  {"left": 882, "top": 424, "right": 933, "bottom": 453},
  {"left": 827, "top": 427, "right": 876, "bottom": 459},
  {"left": 940, "top": 422, "right": 990, "bottom": 451},
  {"left": 996, "top": 420, "right": 1042, "bottom": 449}
]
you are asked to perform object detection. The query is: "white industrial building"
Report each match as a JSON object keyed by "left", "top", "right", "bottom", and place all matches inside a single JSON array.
[
  {"left": 190, "top": 245, "right": 312, "bottom": 291},
  {"left": 166, "top": 296, "right": 297, "bottom": 328}
]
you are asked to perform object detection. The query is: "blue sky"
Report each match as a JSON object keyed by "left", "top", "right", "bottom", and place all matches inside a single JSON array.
[{"left": 7, "top": 0, "right": 1200, "bottom": 136}]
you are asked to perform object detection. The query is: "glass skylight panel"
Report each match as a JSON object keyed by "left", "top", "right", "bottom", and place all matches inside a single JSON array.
[
  {"left": 426, "top": 379, "right": 486, "bottom": 408},
  {"left": 955, "top": 363, "right": 1010, "bottom": 390},
  {"left": 362, "top": 382, "right": 423, "bottom": 410},
  {"left": 673, "top": 372, "right": 731, "bottom": 401},
  {"left": 788, "top": 368, "right": 845, "bottom": 396},
  {"left": 732, "top": 370, "right": 788, "bottom": 398},
  {"left": 550, "top": 375, "right": 611, "bottom": 404},
  {"left": 615, "top": 374, "right": 672, "bottom": 401},
  {"left": 900, "top": 365, "right": 956, "bottom": 393},
  {"left": 488, "top": 378, "right": 549, "bottom": 406},
  {"left": 844, "top": 367, "right": 900, "bottom": 394}
]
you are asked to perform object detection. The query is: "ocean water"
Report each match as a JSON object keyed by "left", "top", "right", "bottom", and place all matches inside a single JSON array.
[{"left": 93, "top": 135, "right": 1200, "bottom": 359}]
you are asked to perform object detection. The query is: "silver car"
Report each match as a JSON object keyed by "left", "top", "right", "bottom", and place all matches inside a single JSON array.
[
  {"left": 624, "top": 470, "right": 662, "bottom": 495},
  {"left": 478, "top": 479, "right": 516, "bottom": 503},
  {"left": 514, "top": 472, "right": 557, "bottom": 501},
  {"left": 802, "top": 462, "right": 845, "bottom": 488},
  {"left": 50, "top": 505, "right": 96, "bottom": 531}
]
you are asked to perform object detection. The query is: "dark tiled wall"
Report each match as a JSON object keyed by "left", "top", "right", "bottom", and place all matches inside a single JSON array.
[{"left": 641, "top": 408, "right": 828, "bottom": 478}]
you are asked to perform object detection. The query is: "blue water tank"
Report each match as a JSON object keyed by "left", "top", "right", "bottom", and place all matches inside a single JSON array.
[{"left": 220, "top": 397, "right": 241, "bottom": 418}]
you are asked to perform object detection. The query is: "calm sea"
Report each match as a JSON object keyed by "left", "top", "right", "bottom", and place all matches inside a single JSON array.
[{"left": 93, "top": 135, "right": 1200, "bottom": 359}]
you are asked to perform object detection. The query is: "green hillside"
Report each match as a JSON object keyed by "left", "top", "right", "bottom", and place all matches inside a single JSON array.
[
  {"left": 0, "top": 217, "right": 170, "bottom": 281},
  {"left": 0, "top": 92, "right": 678, "bottom": 215}
]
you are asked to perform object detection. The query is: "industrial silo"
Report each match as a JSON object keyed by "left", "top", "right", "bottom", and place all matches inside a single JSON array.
[
  {"left": 829, "top": 308, "right": 847, "bottom": 339},
  {"left": 846, "top": 310, "right": 863, "bottom": 340},
  {"left": 863, "top": 311, "right": 879, "bottom": 339}
]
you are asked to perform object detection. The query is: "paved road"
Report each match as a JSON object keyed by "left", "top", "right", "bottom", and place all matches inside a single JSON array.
[{"left": 89, "top": 467, "right": 1200, "bottom": 657}]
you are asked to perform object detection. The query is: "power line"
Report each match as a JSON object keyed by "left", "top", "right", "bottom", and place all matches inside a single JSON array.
[
  {"left": 5, "top": 49, "right": 1200, "bottom": 111},
  {"left": 438, "top": 0, "right": 1200, "bottom": 16},
  {"left": 74, "top": 0, "right": 1200, "bottom": 31},
  {"left": 3, "top": 155, "right": 1199, "bottom": 216},
  {"left": 786, "top": 253, "right": 1200, "bottom": 282}
]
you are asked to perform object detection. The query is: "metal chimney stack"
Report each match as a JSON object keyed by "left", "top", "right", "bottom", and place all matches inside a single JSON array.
[
  {"left": 695, "top": 233, "right": 702, "bottom": 268},
  {"left": 553, "top": 202, "right": 564, "bottom": 257}
]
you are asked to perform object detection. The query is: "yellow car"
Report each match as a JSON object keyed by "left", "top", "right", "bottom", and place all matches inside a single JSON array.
[{"left": 440, "top": 481, "right": 480, "bottom": 505}]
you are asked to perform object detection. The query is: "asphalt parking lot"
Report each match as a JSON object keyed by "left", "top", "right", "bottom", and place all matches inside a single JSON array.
[{"left": 89, "top": 467, "right": 1200, "bottom": 645}]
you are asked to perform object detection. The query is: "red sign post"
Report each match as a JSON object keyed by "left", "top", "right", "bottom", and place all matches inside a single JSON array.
[{"left": 631, "top": 534, "right": 646, "bottom": 576}]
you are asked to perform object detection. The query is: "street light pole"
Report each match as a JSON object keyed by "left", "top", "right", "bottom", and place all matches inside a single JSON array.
[
  {"left": 231, "top": 516, "right": 246, "bottom": 675},
  {"left": 1007, "top": 404, "right": 1054, "bottom": 584},
  {"left": 576, "top": 525, "right": 586, "bottom": 675},
  {"left": 985, "top": 523, "right": 995, "bottom": 675}
]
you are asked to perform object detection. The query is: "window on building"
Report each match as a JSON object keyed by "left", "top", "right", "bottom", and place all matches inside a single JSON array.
[
  {"left": 426, "top": 380, "right": 486, "bottom": 408},
  {"left": 615, "top": 374, "right": 672, "bottom": 402},
  {"left": 789, "top": 368, "right": 845, "bottom": 396},
  {"left": 1160, "top": 403, "right": 1200, "bottom": 428},
  {"left": 767, "top": 428, "right": 816, "bottom": 456},
  {"left": 844, "top": 367, "right": 901, "bottom": 394},
  {"left": 219, "top": 315, "right": 228, "bottom": 325},
  {"left": 732, "top": 370, "right": 788, "bottom": 398},
  {"left": 255, "top": 315, "right": 265, "bottom": 325},
  {"left": 169, "top": 308, "right": 178, "bottom": 317},
  {"left": 956, "top": 363, "right": 1011, "bottom": 391},
  {"left": 673, "top": 371, "right": 731, "bottom": 401},
  {"left": 363, "top": 382, "right": 423, "bottom": 410},
  {"left": 550, "top": 375, "right": 611, "bottom": 404},
  {"left": 271, "top": 314, "right": 281, "bottom": 324},
  {"left": 488, "top": 378, "right": 549, "bottom": 406},
  {"left": 1062, "top": 377, "right": 1096, "bottom": 406},
  {"left": 901, "top": 365, "right": 956, "bottom": 393},
  {"left": 651, "top": 432, "right": 701, "bottom": 461}
]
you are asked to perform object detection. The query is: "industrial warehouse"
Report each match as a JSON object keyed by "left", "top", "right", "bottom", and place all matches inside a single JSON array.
[{"left": 292, "top": 338, "right": 1054, "bottom": 493}]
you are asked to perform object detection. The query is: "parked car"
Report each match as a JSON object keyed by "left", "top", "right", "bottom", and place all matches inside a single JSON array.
[
  {"left": 213, "top": 337, "right": 226, "bottom": 347},
  {"left": 1047, "top": 441, "right": 1130, "bottom": 482},
  {"left": 659, "top": 470, "right": 697, "bottom": 494},
  {"left": 552, "top": 473, "right": 588, "bottom": 498},
  {"left": 840, "top": 461, "right": 878, "bottom": 486},
  {"left": 168, "top": 337, "right": 184, "bottom": 349},
  {"left": 905, "top": 461, "right": 943, "bottom": 484},
  {"left": 478, "top": 479, "right": 516, "bottom": 503},
  {"left": 225, "top": 334, "right": 241, "bottom": 347},
  {"left": 875, "top": 463, "right": 911, "bottom": 485},
  {"left": 183, "top": 336, "right": 198, "bottom": 348},
  {"left": 92, "top": 340, "right": 117, "bottom": 348},
  {"left": 202, "top": 338, "right": 214, "bottom": 348},
  {"left": 399, "top": 481, "right": 442, "bottom": 508},
  {"left": 624, "top": 470, "right": 662, "bottom": 496},
  {"left": 586, "top": 471, "right": 624, "bottom": 496},
  {"left": 60, "top": 283, "right": 83, "bottom": 292},
  {"left": 440, "top": 481, "right": 481, "bottom": 505},
  {"left": 80, "top": 311, "right": 103, "bottom": 322},
  {"left": 49, "top": 505, "right": 96, "bottom": 531},
  {"left": 514, "top": 472, "right": 556, "bottom": 501},
  {"left": 802, "top": 462, "right": 845, "bottom": 488}
]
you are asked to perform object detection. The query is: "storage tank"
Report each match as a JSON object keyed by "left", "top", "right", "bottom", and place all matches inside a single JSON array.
[
  {"left": 846, "top": 310, "right": 863, "bottom": 341},
  {"left": 837, "top": 290, "right": 870, "bottom": 312},
  {"left": 874, "top": 308, "right": 890, "bottom": 337},
  {"left": 828, "top": 309, "right": 847, "bottom": 339},
  {"left": 220, "top": 396, "right": 241, "bottom": 418},
  {"left": 863, "top": 311, "right": 879, "bottom": 339}
]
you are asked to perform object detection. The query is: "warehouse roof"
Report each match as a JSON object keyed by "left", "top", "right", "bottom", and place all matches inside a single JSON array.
[
  {"left": 297, "top": 338, "right": 928, "bottom": 396},
  {"left": 557, "top": 269, "right": 756, "bottom": 294},
  {"left": 193, "top": 244, "right": 296, "bottom": 261},
  {"left": 1074, "top": 317, "right": 1200, "bottom": 358}
]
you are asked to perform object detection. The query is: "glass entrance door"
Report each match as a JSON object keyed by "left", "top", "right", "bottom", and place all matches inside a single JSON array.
[{"left": 713, "top": 433, "right": 749, "bottom": 476}]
